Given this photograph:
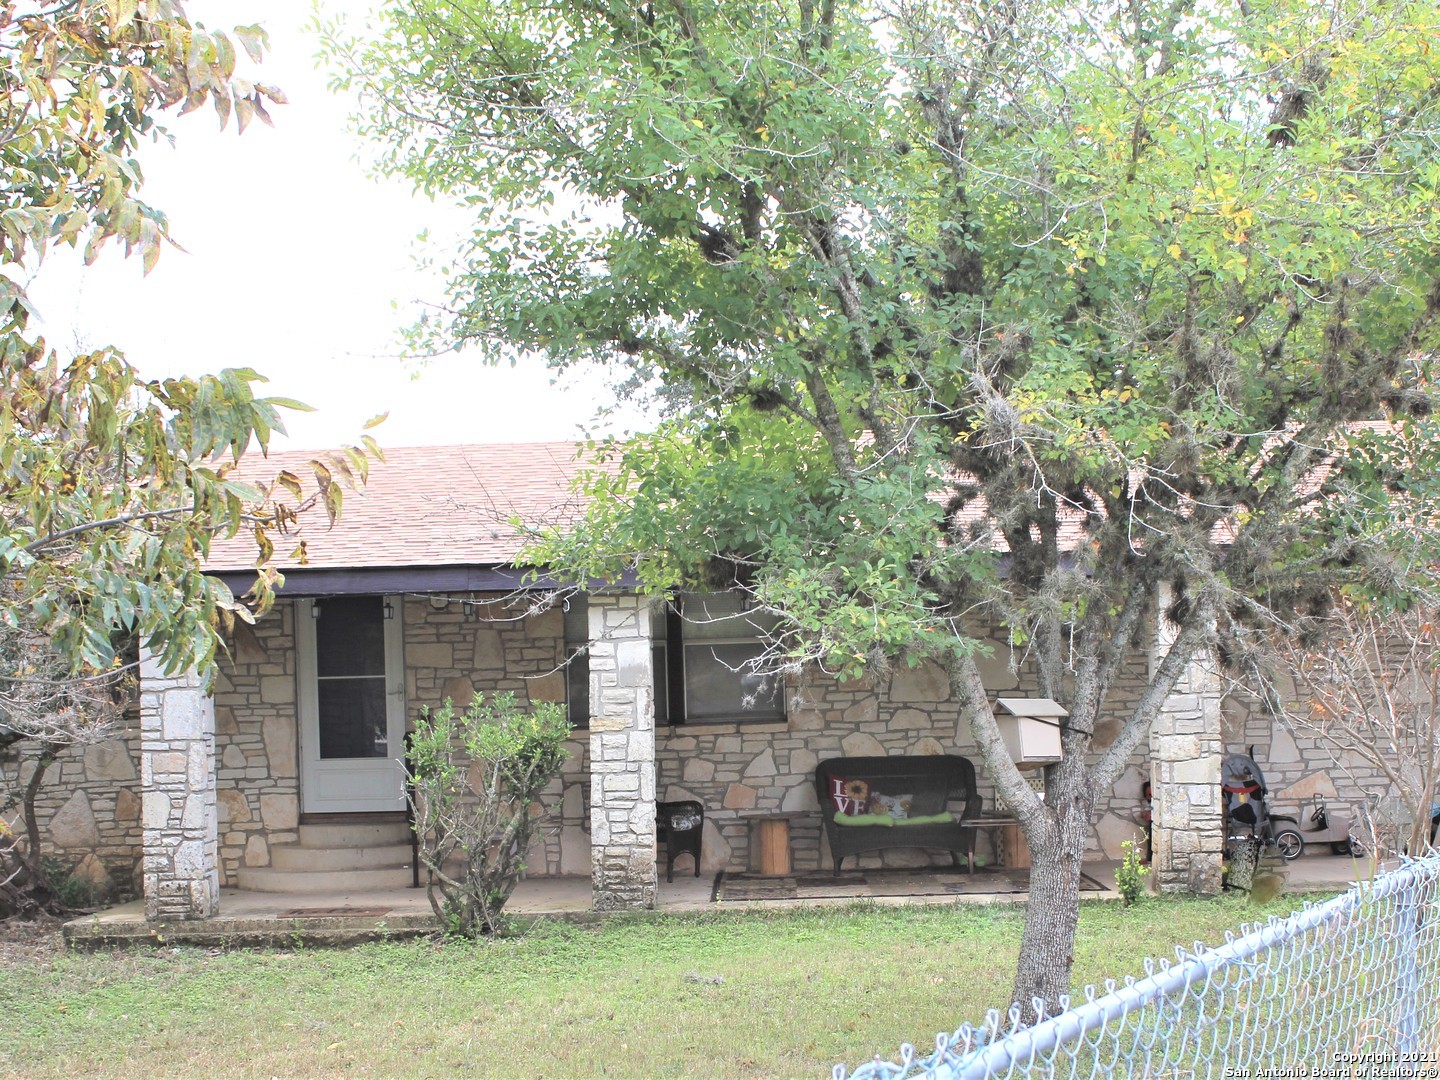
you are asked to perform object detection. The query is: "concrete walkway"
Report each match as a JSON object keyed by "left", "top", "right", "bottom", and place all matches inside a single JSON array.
[{"left": 62, "top": 851, "right": 1379, "bottom": 949}]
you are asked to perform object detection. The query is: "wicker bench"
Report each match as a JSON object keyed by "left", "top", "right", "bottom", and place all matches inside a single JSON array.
[{"left": 815, "top": 755, "right": 983, "bottom": 875}]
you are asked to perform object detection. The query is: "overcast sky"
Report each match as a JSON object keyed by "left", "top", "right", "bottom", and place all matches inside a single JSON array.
[{"left": 28, "top": 1, "right": 650, "bottom": 452}]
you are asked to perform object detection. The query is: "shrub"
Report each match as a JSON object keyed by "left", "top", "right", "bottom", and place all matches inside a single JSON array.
[
  {"left": 406, "top": 692, "right": 571, "bottom": 936},
  {"left": 1116, "top": 838, "right": 1149, "bottom": 906}
]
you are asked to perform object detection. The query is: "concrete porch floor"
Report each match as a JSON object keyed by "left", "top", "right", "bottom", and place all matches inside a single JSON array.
[{"left": 62, "top": 852, "right": 1380, "bottom": 949}]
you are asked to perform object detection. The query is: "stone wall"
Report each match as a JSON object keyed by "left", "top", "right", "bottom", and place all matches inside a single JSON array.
[
  {"left": 210, "top": 604, "right": 301, "bottom": 885},
  {"left": 3, "top": 721, "right": 142, "bottom": 902},
  {"left": 207, "top": 594, "right": 587, "bottom": 885},
  {"left": 381, "top": 605, "right": 1151, "bottom": 877},
  {"left": 1085, "top": 646, "right": 1158, "bottom": 862},
  {"left": 655, "top": 634, "right": 1156, "bottom": 875},
  {"left": 399, "top": 593, "right": 586, "bottom": 878},
  {"left": 1222, "top": 690, "right": 1390, "bottom": 833},
  {"left": 2, "top": 594, "right": 1177, "bottom": 902}
]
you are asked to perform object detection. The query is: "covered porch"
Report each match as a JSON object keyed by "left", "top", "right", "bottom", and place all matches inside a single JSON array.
[{"left": 135, "top": 583, "right": 1231, "bottom": 922}]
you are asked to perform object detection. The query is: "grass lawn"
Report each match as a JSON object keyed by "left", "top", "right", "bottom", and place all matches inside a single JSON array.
[{"left": 2, "top": 893, "right": 1320, "bottom": 1079}]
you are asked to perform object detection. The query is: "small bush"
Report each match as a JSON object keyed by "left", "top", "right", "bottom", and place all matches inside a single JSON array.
[
  {"left": 1116, "top": 838, "right": 1149, "bottom": 906},
  {"left": 406, "top": 692, "right": 571, "bottom": 937},
  {"left": 38, "top": 856, "right": 104, "bottom": 910}
]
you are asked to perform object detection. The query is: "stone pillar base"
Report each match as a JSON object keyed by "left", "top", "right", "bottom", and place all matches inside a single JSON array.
[
  {"left": 593, "top": 846, "right": 658, "bottom": 911},
  {"left": 144, "top": 877, "right": 218, "bottom": 921}
]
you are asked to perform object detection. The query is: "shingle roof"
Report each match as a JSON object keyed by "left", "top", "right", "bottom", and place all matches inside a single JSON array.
[
  {"left": 208, "top": 423, "right": 1379, "bottom": 577},
  {"left": 205, "top": 442, "right": 594, "bottom": 573}
]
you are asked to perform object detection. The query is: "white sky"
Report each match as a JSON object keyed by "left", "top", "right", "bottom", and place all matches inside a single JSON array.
[{"left": 28, "top": 1, "right": 652, "bottom": 452}]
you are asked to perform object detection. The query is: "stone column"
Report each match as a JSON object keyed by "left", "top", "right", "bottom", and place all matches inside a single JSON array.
[
  {"left": 140, "top": 652, "right": 219, "bottom": 920},
  {"left": 587, "top": 593, "right": 657, "bottom": 910},
  {"left": 1149, "top": 585, "right": 1224, "bottom": 895}
]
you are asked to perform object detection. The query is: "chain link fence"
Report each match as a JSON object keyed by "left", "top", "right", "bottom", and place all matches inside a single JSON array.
[{"left": 838, "top": 855, "right": 1440, "bottom": 1079}]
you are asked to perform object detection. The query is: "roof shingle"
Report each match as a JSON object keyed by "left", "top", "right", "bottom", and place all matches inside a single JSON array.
[{"left": 205, "top": 442, "right": 593, "bottom": 573}]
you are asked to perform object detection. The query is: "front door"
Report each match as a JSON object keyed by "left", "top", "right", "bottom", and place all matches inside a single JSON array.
[{"left": 296, "top": 595, "right": 407, "bottom": 814}]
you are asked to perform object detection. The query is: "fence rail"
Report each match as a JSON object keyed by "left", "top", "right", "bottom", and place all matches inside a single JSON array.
[{"left": 839, "top": 855, "right": 1440, "bottom": 1079}]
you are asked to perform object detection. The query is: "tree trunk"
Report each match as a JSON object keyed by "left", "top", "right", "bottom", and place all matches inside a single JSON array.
[
  {"left": 0, "top": 744, "right": 60, "bottom": 917},
  {"left": 20, "top": 745, "right": 57, "bottom": 881},
  {"left": 1009, "top": 763, "right": 1096, "bottom": 1020}
]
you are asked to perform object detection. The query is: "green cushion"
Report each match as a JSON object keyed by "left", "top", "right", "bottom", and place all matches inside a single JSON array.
[
  {"left": 893, "top": 812, "right": 955, "bottom": 826},
  {"left": 833, "top": 812, "right": 895, "bottom": 827}
]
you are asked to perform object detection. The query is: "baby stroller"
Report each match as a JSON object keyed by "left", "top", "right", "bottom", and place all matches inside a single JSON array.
[{"left": 1223, "top": 748, "right": 1304, "bottom": 864}]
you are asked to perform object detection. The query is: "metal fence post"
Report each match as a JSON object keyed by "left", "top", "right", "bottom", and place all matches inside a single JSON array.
[{"left": 1397, "top": 873, "right": 1420, "bottom": 1054}]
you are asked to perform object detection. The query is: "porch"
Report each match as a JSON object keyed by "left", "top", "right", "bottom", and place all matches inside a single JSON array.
[
  {"left": 140, "top": 588, "right": 1211, "bottom": 921},
  {"left": 61, "top": 854, "right": 1376, "bottom": 949}
]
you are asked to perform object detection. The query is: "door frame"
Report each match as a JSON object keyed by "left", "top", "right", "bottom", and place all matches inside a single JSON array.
[{"left": 295, "top": 595, "right": 408, "bottom": 814}]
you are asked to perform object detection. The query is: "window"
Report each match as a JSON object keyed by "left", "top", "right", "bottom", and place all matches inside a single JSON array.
[
  {"left": 658, "top": 593, "right": 785, "bottom": 724},
  {"left": 565, "top": 592, "right": 785, "bottom": 726},
  {"left": 313, "top": 595, "right": 390, "bottom": 758},
  {"left": 563, "top": 597, "right": 591, "bottom": 729}
]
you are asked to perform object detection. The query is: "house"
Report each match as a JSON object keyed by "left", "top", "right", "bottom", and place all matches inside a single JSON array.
[{"left": 17, "top": 443, "right": 1383, "bottom": 919}]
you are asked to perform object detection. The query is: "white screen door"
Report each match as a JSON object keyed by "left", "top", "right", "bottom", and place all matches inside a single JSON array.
[{"left": 296, "top": 595, "right": 407, "bottom": 813}]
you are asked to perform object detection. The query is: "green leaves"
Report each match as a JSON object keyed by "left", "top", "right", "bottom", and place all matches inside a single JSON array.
[
  {"left": 359, "top": 0, "right": 1440, "bottom": 686},
  {"left": 407, "top": 692, "right": 572, "bottom": 936},
  {"left": 0, "top": 348, "right": 374, "bottom": 676}
]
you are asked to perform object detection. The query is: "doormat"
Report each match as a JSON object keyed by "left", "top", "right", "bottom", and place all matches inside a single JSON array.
[
  {"left": 274, "top": 906, "right": 393, "bottom": 918},
  {"left": 712, "top": 868, "right": 1106, "bottom": 903}
]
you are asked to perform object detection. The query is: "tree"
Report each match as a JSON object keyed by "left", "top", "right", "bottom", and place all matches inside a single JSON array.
[
  {"left": 0, "top": 2, "right": 375, "bottom": 913},
  {"left": 1264, "top": 595, "right": 1440, "bottom": 858},
  {"left": 0, "top": 2, "right": 323, "bottom": 668},
  {"left": 343, "top": 0, "right": 1440, "bottom": 1016},
  {"left": 1252, "top": 414, "right": 1440, "bottom": 859}
]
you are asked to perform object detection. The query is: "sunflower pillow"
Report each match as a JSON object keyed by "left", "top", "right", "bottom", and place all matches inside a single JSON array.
[{"left": 829, "top": 776, "right": 872, "bottom": 816}]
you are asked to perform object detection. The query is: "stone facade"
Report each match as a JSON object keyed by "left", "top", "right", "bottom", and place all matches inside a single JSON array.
[
  {"left": 587, "top": 594, "right": 657, "bottom": 910},
  {"left": 3, "top": 723, "right": 142, "bottom": 902},
  {"left": 200, "top": 597, "right": 1159, "bottom": 885},
  {"left": 205, "top": 605, "right": 301, "bottom": 883},
  {"left": 139, "top": 653, "right": 219, "bottom": 920},
  {"left": 398, "top": 593, "right": 583, "bottom": 877},
  {"left": 5, "top": 597, "right": 1155, "bottom": 909},
  {"left": 1221, "top": 689, "right": 1388, "bottom": 834},
  {"left": 203, "top": 594, "right": 584, "bottom": 886},
  {"left": 28, "top": 585, "right": 1390, "bottom": 917},
  {"left": 653, "top": 635, "right": 1157, "bottom": 875}
]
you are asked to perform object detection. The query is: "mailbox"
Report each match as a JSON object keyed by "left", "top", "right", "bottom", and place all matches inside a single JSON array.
[{"left": 994, "top": 697, "right": 1066, "bottom": 769}]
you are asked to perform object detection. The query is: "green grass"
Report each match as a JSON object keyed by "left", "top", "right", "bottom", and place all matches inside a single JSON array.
[{"left": 1, "top": 894, "right": 1319, "bottom": 1079}]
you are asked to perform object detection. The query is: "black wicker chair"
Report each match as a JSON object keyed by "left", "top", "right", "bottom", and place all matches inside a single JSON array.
[{"left": 656, "top": 800, "right": 704, "bottom": 882}]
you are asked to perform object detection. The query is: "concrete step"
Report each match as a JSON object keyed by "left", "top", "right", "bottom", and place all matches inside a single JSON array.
[
  {"left": 271, "top": 842, "right": 414, "bottom": 873},
  {"left": 235, "top": 865, "right": 415, "bottom": 894},
  {"left": 298, "top": 821, "right": 411, "bottom": 849}
]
